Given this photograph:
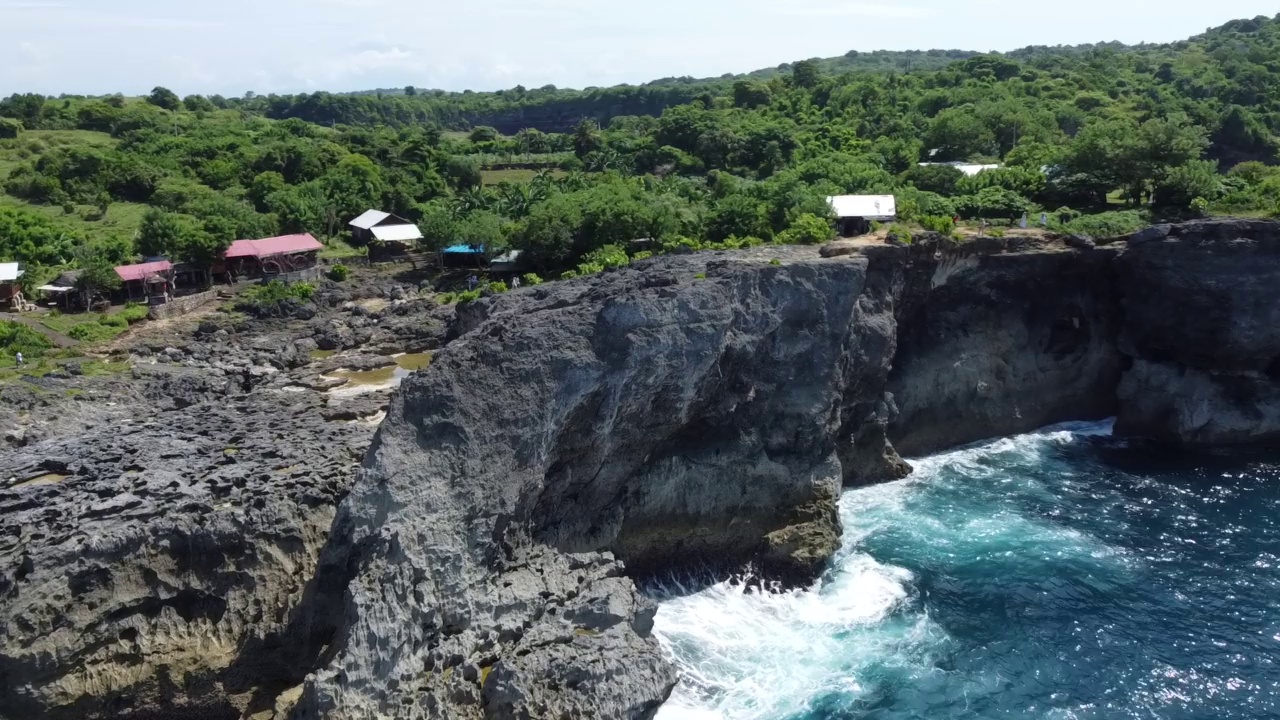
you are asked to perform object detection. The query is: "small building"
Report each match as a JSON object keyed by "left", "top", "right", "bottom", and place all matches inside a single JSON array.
[
  {"left": 350, "top": 210, "right": 423, "bottom": 262},
  {"left": 442, "top": 244, "right": 487, "bottom": 269},
  {"left": 115, "top": 260, "right": 174, "bottom": 304},
  {"left": 223, "top": 233, "right": 324, "bottom": 281},
  {"left": 917, "top": 162, "right": 1001, "bottom": 177},
  {"left": 489, "top": 250, "right": 524, "bottom": 276},
  {"left": 828, "top": 195, "right": 897, "bottom": 237},
  {"left": 0, "top": 262, "right": 25, "bottom": 311},
  {"left": 36, "top": 270, "right": 85, "bottom": 310}
]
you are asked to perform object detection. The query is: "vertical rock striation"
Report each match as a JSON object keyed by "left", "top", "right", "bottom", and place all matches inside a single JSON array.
[{"left": 1115, "top": 220, "right": 1280, "bottom": 444}]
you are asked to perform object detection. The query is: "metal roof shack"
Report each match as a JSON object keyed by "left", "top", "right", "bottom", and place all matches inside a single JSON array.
[
  {"left": 827, "top": 195, "right": 897, "bottom": 221},
  {"left": 0, "top": 262, "right": 22, "bottom": 282},
  {"left": 349, "top": 210, "right": 392, "bottom": 230},
  {"left": 115, "top": 260, "right": 173, "bottom": 283},
  {"left": 371, "top": 224, "right": 424, "bottom": 243},
  {"left": 917, "top": 162, "right": 1002, "bottom": 177},
  {"left": 225, "top": 234, "right": 323, "bottom": 259}
]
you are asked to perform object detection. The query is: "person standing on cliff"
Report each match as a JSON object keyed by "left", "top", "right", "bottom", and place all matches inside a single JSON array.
[
  {"left": 511, "top": 276, "right": 521, "bottom": 290},
  {"left": 15, "top": 351, "right": 24, "bottom": 367}
]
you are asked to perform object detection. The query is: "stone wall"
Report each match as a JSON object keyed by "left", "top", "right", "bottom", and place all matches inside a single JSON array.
[
  {"left": 268, "top": 267, "right": 323, "bottom": 284},
  {"left": 146, "top": 289, "right": 218, "bottom": 321}
]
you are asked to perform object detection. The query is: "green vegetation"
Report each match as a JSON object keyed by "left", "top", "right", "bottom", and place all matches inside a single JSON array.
[
  {"left": 327, "top": 263, "right": 351, "bottom": 281},
  {"left": 2, "top": 16, "right": 1280, "bottom": 287},
  {"left": 40, "top": 304, "right": 147, "bottom": 344},
  {"left": 0, "top": 320, "right": 53, "bottom": 362},
  {"left": 236, "top": 281, "right": 316, "bottom": 315}
]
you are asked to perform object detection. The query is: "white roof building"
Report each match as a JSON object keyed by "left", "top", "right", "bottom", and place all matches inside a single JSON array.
[
  {"left": 827, "top": 195, "right": 897, "bottom": 221},
  {"left": 918, "top": 162, "right": 1002, "bottom": 177},
  {"left": 349, "top": 209, "right": 392, "bottom": 230},
  {"left": 371, "top": 224, "right": 424, "bottom": 243},
  {"left": 0, "top": 263, "right": 23, "bottom": 282}
]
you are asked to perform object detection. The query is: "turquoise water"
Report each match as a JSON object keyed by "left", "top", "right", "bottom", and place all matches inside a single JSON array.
[{"left": 653, "top": 422, "right": 1280, "bottom": 720}]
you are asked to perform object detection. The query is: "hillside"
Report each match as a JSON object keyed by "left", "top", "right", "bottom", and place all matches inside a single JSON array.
[{"left": 1, "top": 13, "right": 1279, "bottom": 295}]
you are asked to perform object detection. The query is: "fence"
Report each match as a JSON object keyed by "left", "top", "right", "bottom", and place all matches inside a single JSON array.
[{"left": 147, "top": 288, "right": 219, "bottom": 321}]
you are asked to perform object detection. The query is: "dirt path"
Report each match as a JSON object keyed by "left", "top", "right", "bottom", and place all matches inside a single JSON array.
[{"left": 0, "top": 313, "right": 78, "bottom": 348}]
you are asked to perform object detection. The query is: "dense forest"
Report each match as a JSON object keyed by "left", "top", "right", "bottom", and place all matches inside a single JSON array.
[{"left": 2, "top": 14, "right": 1280, "bottom": 289}]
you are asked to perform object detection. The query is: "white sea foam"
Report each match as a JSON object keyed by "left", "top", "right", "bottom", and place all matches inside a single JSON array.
[{"left": 652, "top": 420, "right": 1117, "bottom": 719}]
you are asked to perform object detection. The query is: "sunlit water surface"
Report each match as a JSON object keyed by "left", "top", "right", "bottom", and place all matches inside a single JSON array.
[{"left": 653, "top": 423, "right": 1280, "bottom": 719}]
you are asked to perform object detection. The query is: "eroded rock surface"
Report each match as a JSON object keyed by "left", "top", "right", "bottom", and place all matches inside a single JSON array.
[
  {"left": 1114, "top": 219, "right": 1280, "bottom": 444},
  {"left": 297, "top": 249, "right": 890, "bottom": 719}
]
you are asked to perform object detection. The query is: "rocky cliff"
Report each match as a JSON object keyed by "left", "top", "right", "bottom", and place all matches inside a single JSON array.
[
  {"left": 1114, "top": 220, "right": 1280, "bottom": 444},
  {"left": 6, "top": 220, "right": 1280, "bottom": 720}
]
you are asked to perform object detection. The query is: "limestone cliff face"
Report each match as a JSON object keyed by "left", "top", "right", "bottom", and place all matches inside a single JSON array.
[
  {"left": 881, "top": 240, "right": 1124, "bottom": 457},
  {"left": 295, "top": 248, "right": 903, "bottom": 719},
  {"left": 1114, "top": 220, "right": 1280, "bottom": 444}
]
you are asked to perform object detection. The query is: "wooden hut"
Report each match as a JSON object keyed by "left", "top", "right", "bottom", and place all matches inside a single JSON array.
[
  {"left": 223, "top": 234, "right": 324, "bottom": 282},
  {"left": 0, "top": 262, "right": 25, "bottom": 311},
  {"left": 115, "top": 260, "right": 174, "bottom": 304}
]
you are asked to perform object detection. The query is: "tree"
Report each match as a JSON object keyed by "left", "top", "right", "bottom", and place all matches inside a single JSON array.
[
  {"left": 777, "top": 213, "right": 834, "bottom": 245},
  {"left": 416, "top": 201, "right": 459, "bottom": 252},
  {"left": 572, "top": 119, "right": 602, "bottom": 159},
  {"left": 707, "top": 194, "right": 770, "bottom": 242},
  {"left": 732, "top": 80, "right": 772, "bottom": 109},
  {"left": 146, "top": 86, "right": 181, "bottom": 111},
  {"left": 902, "top": 164, "right": 965, "bottom": 195},
  {"left": 0, "top": 93, "right": 44, "bottom": 126},
  {"left": 249, "top": 171, "right": 287, "bottom": 213},
  {"left": 137, "top": 208, "right": 206, "bottom": 259},
  {"left": 183, "top": 94, "right": 216, "bottom": 112},
  {"left": 792, "top": 60, "right": 822, "bottom": 89},
  {"left": 0, "top": 118, "right": 21, "bottom": 139},
  {"left": 1153, "top": 160, "right": 1223, "bottom": 209},
  {"left": 926, "top": 108, "right": 997, "bottom": 161},
  {"left": 404, "top": 86, "right": 417, "bottom": 96},
  {"left": 469, "top": 126, "right": 499, "bottom": 143}
]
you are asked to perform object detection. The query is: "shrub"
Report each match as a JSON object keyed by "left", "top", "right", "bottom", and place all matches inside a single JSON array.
[
  {"left": 582, "top": 244, "right": 629, "bottom": 270},
  {"left": 98, "top": 313, "right": 128, "bottom": 329},
  {"left": 631, "top": 251, "right": 653, "bottom": 261},
  {"left": 955, "top": 187, "right": 1032, "bottom": 220},
  {"left": 694, "top": 272, "right": 707, "bottom": 280},
  {"left": 1054, "top": 210, "right": 1149, "bottom": 238},
  {"left": 0, "top": 320, "right": 53, "bottom": 358},
  {"left": 68, "top": 322, "right": 116, "bottom": 343},
  {"left": 521, "top": 273, "right": 544, "bottom": 286},
  {"left": 988, "top": 228, "right": 1006, "bottom": 238},
  {"left": 236, "top": 281, "right": 316, "bottom": 316},
  {"left": 436, "top": 292, "right": 457, "bottom": 305},
  {"left": 769, "top": 258, "right": 782, "bottom": 266},
  {"left": 327, "top": 263, "right": 350, "bottom": 282},
  {"left": 456, "top": 289, "right": 482, "bottom": 304},
  {"left": 120, "top": 303, "right": 149, "bottom": 324},
  {"left": 777, "top": 213, "right": 835, "bottom": 245},
  {"left": 886, "top": 227, "right": 913, "bottom": 246},
  {"left": 486, "top": 281, "right": 509, "bottom": 294},
  {"left": 918, "top": 215, "right": 955, "bottom": 234}
]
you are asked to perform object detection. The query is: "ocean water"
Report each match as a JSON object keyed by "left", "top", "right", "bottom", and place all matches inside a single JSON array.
[{"left": 652, "top": 422, "right": 1280, "bottom": 720}]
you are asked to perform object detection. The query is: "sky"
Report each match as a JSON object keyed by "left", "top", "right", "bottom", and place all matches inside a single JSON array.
[{"left": 2, "top": 0, "right": 1278, "bottom": 97}]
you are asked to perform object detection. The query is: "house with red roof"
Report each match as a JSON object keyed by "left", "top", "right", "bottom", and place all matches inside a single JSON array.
[
  {"left": 220, "top": 233, "right": 324, "bottom": 281},
  {"left": 114, "top": 260, "right": 174, "bottom": 303}
]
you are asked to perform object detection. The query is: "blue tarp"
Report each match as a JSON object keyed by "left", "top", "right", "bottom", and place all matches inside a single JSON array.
[{"left": 443, "top": 244, "right": 484, "bottom": 254}]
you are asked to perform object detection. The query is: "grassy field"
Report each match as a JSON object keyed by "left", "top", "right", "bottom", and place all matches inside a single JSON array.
[{"left": 480, "top": 168, "right": 566, "bottom": 185}]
